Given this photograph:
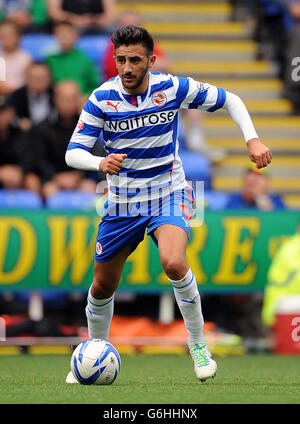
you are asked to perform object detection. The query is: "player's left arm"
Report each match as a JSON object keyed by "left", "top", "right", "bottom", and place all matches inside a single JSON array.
[
  {"left": 246, "top": 137, "right": 272, "bottom": 169},
  {"left": 177, "top": 77, "right": 272, "bottom": 169},
  {"left": 223, "top": 91, "right": 272, "bottom": 169}
]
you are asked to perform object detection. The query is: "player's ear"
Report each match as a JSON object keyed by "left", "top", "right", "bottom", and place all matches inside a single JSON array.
[{"left": 148, "top": 54, "right": 156, "bottom": 69}]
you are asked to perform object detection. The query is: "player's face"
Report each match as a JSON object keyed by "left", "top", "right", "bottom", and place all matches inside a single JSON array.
[{"left": 114, "top": 43, "right": 156, "bottom": 94}]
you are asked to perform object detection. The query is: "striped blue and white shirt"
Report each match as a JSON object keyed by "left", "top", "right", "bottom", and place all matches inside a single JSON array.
[{"left": 67, "top": 72, "right": 226, "bottom": 202}]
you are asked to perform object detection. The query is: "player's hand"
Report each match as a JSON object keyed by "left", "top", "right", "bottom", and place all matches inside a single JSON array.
[
  {"left": 247, "top": 138, "right": 272, "bottom": 169},
  {"left": 99, "top": 153, "right": 127, "bottom": 175}
]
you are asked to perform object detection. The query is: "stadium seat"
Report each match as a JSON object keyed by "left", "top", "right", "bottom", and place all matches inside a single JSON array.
[
  {"left": 77, "top": 35, "right": 110, "bottom": 65},
  {"left": 179, "top": 150, "right": 212, "bottom": 190},
  {"left": 46, "top": 190, "right": 98, "bottom": 210},
  {"left": 21, "top": 34, "right": 56, "bottom": 61},
  {"left": 13, "top": 290, "right": 69, "bottom": 308},
  {"left": 21, "top": 34, "right": 110, "bottom": 66},
  {"left": 0, "top": 189, "right": 43, "bottom": 209},
  {"left": 203, "top": 190, "right": 230, "bottom": 210}
]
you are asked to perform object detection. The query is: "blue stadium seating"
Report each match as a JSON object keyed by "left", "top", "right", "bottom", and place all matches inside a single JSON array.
[
  {"left": 179, "top": 150, "right": 211, "bottom": 190},
  {"left": 21, "top": 34, "right": 56, "bottom": 61},
  {"left": 21, "top": 34, "right": 110, "bottom": 66},
  {"left": 13, "top": 290, "right": 69, "bottom": 309},
  {"left": 203, "top": 190, "right": 230, "bottom": 210},
  {"left": 77, "top": 35, "right": 110, "bottom": 65},
  {"left": 0, "top": 189, "right": 43, "bottom": 208},
  {"left": 46, "top": 190, "right": 98, "bottom": 210}
]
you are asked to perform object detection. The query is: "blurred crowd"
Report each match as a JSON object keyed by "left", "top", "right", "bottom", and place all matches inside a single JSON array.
[
  {"left": 0, "top": 1, "right": 118, "bottom": 201},
  {"left": 1, "top": 0, "right": 297, "bottom": 343},
  {"left": 0, "top": 0, "right": 289, "bottom": 210},
  {"left": 0, "top": 3, "right": 186, "bottom": 202},
  {"left": 245, "top": 0, "right": 300, "bottom": 113}
]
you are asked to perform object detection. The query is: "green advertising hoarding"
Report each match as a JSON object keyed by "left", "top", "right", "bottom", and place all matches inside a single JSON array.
[{"left": 0, "top": 209, "right": 298, "bottom": 292}]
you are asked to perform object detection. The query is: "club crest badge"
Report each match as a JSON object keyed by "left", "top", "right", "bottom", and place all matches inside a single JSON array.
[
  {"left": 75, "top": 119, "right": 84, "bottom": 133},
  {"left": 151, "top": 91, "right": 167, "bottom": 107},
  {"left": 96, "top": 241, "right": 102, "bottom": 255}
]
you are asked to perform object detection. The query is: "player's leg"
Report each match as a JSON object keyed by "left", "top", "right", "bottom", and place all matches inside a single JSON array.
[
  {"left": 86, "top": 246, "right": 131, "bottom": 340},
  {"left": 85, "top": 208, "right": 148, "bottom": 340},
  {"left": 153, "top": 223, "right": 217, "bottom": 381},
  {"left": 66, "top": 247, "right": 130, "bottom": 384},
  {"left": 67, "top": 210, "right": 147, "bottom": 383},
  {"left": 85, "top": 211, "right": 146, "bottom": 340},
  {"left": 153, "top": 224, "right": 205, "bottom": 345}
]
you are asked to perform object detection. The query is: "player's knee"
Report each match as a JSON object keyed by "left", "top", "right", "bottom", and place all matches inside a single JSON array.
[
  {"left": 161, "top": 256, "right": 188, "bottom": 281},
  {"left": 91, "top": 278, "right": 116, "bottom": 299}
]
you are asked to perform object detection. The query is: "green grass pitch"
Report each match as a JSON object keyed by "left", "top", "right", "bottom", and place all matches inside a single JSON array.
[{"left": 0, "top": 354, "right": 299, "bottom": 404}]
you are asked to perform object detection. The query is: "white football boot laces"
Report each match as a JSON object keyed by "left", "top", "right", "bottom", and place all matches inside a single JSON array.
[{"left": 189, "top": 343, "right": 217, "bottom": 382}]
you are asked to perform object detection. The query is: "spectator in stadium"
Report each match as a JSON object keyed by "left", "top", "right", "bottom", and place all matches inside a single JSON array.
[
  {"left": 45, "top": 21, "right": 100, "bottom": 98},
  {"left": 8, "top": 61, "right": 55, "bottom": 130},
  {"left": 0, "top": 0, "right": 50, "bottom": 33},
  {"left": 47, "top": 0, "right": 117, "bottom": 34},
  {"left": 0, "top": 99, "right": 40, "bottom": 192},
  {"left": 217, "top": 153, "right": 286, "bottom": 340},
  {"left": 29, "top": 80, "right": 97, "bottom": 199},
  {"left": 226, "top": 168, "right": 285, "bottom": 210},
  {"left": 0, "top": 20, "right": 33, "bottom": 96},
  {"left": 250, "top": 0, "right": 291, "bottom": 80},
  {"left": 262, "top": 224, "right": 300, "bottom": 327}
]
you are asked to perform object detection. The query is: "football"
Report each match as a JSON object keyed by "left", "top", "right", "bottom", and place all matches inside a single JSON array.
[{"left": 71, "top": 339, "right": 121, "bottom": 385}]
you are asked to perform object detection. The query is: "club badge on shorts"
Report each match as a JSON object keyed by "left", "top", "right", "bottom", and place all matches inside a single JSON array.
[
  {"left": 96, "top": 241, "right": 102, "bottom": 255},
  {"left": 151, "top": 91, "right": 167, "bottom": 107}
]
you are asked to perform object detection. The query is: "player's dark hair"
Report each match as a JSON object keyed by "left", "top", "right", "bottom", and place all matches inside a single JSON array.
[{"left": 111, "top": 25, "right": 154, "bottom": 56}]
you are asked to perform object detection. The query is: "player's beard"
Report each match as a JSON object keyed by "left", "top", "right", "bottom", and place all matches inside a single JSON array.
[{"left": 121, "top": 65, "right": 149, "bottom": 91}]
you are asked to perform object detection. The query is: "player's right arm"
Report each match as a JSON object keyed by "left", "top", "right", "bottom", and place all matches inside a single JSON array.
[
  {"left": 66, "top": 148, "right": 127, "bottom": 175},
  {"left": 99, "top": 153, "right": 127, "bottom": 175},
  {"left": 65, "top": 91, "right": 126, "bottom": 174}
]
